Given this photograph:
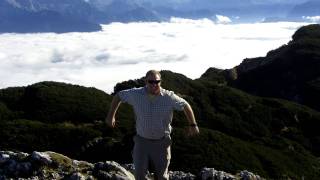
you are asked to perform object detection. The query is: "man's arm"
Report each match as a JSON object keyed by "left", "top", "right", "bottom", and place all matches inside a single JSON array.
[
  {"left": 105, "top": 94, "right": 122, "bottom": 128},
  {"left": 183, "top": 103, "right": 200, "bottom": 136}
]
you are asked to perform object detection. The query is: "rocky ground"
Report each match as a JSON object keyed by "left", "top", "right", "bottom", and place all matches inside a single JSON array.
[{"left": 0, "top": 150, "right": 262, "bottom": 180}]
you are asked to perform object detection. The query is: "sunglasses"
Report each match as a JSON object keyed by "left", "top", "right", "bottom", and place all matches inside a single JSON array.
[{"left": 147, "top": 80, "right": 161, "bottom": 84}]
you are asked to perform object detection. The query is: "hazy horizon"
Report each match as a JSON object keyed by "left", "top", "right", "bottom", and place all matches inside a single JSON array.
[{"left": 0, "top": 19, "right": 311, "bottom": 93}]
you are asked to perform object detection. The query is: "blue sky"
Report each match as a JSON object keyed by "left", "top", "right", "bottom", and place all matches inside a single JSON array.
[{"left": 251, "top": 0, "right": 307, "bottom": 4}]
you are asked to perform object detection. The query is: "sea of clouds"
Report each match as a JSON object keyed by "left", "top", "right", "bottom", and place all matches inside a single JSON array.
[{"left": 0, "top": 18, "right": 311, "bottom": 93}]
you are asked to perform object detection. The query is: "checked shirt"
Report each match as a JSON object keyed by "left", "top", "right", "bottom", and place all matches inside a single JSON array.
[{"left": 118, "top": 86, "right": 188, "bottom": 139}]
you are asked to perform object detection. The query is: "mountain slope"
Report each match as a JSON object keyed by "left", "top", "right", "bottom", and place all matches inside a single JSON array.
[
  {"left": 208, "top": 24, "right": 320, "bottom": 112},
  {"left": 113, "top": 70, "right": 320, "bottom": 178},
  {"left": 0, "top": 76, "right": 320, "bottom": 179}
]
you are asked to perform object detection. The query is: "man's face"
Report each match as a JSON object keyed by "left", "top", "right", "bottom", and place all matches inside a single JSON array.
[{"left": 146, "top": 74, "right": 161, "bottom": 95}]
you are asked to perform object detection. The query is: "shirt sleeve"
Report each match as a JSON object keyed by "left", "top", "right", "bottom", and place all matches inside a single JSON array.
[
  {"left": 170, "top": 92, "right": 188, "bottom": 111},
  {"left": 117, "top": 88, "right": 136, "bottom": 105}
]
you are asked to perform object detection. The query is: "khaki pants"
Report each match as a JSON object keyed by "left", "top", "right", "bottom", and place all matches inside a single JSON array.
[{"left": 133, "top": 135, "right": 172, "bottom": 180}]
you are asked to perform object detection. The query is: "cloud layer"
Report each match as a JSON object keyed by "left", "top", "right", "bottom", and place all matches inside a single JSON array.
[{"left": 0, "top": 19, "right": 309, "bottom": 93}]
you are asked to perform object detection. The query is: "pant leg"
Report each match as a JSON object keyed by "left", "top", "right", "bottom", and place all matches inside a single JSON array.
[
  {"left": 150, "top": 136, "right": 172, "bottom": 180},
  {"left": 133, "top": 135, "right": 149, "bottom": 180}
]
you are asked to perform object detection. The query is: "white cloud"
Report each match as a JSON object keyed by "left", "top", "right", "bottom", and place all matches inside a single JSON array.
[
  {"left": 303, "top": 16, "right": 320, "bottom": 23},
  {"left": 0, "top": 20, "right": 309, "bottom": 93},
  {"left": 215, "top": 15, "right": 232, "bottom": 24}
]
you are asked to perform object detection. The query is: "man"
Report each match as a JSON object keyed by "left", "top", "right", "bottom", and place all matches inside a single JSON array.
[{"left": 106, "top": 70, "right": 199, "bottom": 180}]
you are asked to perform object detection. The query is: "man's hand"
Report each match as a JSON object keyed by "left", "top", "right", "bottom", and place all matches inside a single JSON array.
[
  {"left": 105, "top": 94, "right": 121, "bottom": 128},
  {"left": 106, "top": 116, "right": 116, "bottom": 128},
  {"left": 187, "top": 125, "right": 200, "bottom": 136},
  {"left": 183, "top": 104, "right": 199, "bottom": 136}
]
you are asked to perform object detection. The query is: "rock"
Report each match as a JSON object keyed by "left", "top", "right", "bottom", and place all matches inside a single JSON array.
[
  {"left": 68, "top": 172, "right": 86, "bottom": 180},
  {"left": 169, "top": 171, "right": 196, "bottom": 180},
  {"left": 95, "top": 170, "right": 113, "bottom": 179},
  {"left": 1, "top": 159, "right": 33, "bottom": 177},
  {"left": 93, "top": 161, "right": 135, "bottom": 180},
  {"left": 200, "top": 167, "right": 236, "bottom": 180},
  {"left": 122, "top": 163, "right": 135, "bottom": 172},
  {"left": 72, "top": 159, "right": 94, "bottom": 168},
  {"left": 16, "top": 162, "right": 32, "bottom": 176},
  {"left": 0, "top": 150, "right": 265, "bottom": 180},
  {"left": 31, "top": 151, "right": 52, "bottom": 165},
  {"left": 240, "top": 170, "right": 261, "bottom": 180},
  {"left": 7, "top": 159, "right": 18, "bottom": 176},
  {"left": 72, "top": 159, "right": 94, "bottom": 173},
  {"left": 0, "top": 153, "right": 10, "bottom": 164},
  {"left": 0, "top": 151, "right": 28, "bottom": 160},
  {"left": 36, "top": 169, "right": 63, "bottom": 179}
]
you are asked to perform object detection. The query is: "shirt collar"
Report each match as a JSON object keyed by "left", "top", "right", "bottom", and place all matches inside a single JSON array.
[{"left": 144, "top": 86, "right": 164, "bottom": 96}]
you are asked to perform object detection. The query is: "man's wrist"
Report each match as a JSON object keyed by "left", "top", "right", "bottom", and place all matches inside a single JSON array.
[{"left": 189, "top": 123, "right": 197, "bottom": 127}]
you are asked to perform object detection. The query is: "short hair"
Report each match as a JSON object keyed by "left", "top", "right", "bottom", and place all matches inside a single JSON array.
[{"left": 145, "top": 70, "right": 161, "bottom": 79}]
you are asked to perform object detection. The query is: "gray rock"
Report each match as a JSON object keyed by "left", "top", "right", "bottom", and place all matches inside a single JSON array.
[
  {"left": 98, "top": 170, "right": 114, "bottom": 179},
  {"left": 68, "top": 172, "right": 86, "bottom": 180},
  {"left": 200, "top": 167, "right": 235, "bottom": 180},
  {"left": 240, "top": 170, "right": 261, "bottom": 180},
  {"left": 122, "top": 163, "right": 135, "bottom": 172},
  {"left": 94, "top": 161, "right": 134, "bottom": 180},
  {"left": 0, "top": 153, "right": 10, "bottom": 164},
  {"left": 7, "top": 159, "right": 18, "bottom": 175},
  {"left": 31, "top": 151, "right": 52, "bottom": 165},
  {"left": 73, "top": 159, "right": 94, "bottom": 168},
  {"left": 169, "top": 171, "right": 196, "bottom": 180},
  {"left": 1, "top": 151, "right": 17, "bottom": 157},
  {"left": 16, "top": 162, "right": 32, "bottom": 176},
  {"left": 25, "top": 177, "right": 40, "bottom": 180},
  {"left": 0, "top": 150, "right": 266, "bottom": 180},
  {"left": 1, "top": 151, "right": 28, "bottom": 159}
]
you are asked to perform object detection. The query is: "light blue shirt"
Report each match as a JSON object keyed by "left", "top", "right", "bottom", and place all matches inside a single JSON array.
[{"left": 118, "top": 86, "right": 188, "bottom": 139}]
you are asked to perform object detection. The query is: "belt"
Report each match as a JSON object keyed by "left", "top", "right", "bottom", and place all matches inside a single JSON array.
[{"left": 136, "top": 134, "right": 165, "bottom": 141}]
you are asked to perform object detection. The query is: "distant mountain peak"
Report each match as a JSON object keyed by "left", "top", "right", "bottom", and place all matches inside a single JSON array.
[
  {"left": 6, "top": 0, "right": 39, "bottom": 12},
  {"left": 6, "top": 0, "right": 23, "bottom": 9}
]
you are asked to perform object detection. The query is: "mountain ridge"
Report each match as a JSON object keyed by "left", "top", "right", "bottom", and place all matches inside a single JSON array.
[
  {"left": 209, "top": 24, "right": 320, "bottom": 112},
  {"left": 0, "top": 0, "right": 102, "bottom": 33},
  {"left": 1, "top": 0, "right": 319, "bottom": 33}
]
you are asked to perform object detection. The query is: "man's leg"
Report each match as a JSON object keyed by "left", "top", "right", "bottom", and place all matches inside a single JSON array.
[
  {"left": 133, "top": 135, "right": 149, "bottom": 180},
  {"left": 150, "top": 137, "right": 171, "bottom": 180}
]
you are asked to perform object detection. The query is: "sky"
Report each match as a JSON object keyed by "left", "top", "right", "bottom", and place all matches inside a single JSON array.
[
  {"left": 0, "top": 19, "right": 310, "bottom": 93},
  {"left": 250, "top": 0, "right": 307, "bottom": 4}
]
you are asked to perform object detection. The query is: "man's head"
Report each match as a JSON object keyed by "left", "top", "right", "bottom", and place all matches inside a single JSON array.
[{"left": 145, "top": 70, "right": 161, "bottom": 95}]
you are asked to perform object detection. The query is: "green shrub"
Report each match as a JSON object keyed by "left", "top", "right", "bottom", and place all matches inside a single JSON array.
[
  {"left": 19, "top": 81, "right": 112, "bottom": 123},
  {"left": 0, "top": 119, "right": 102, "bottom": 158},
  {"left": 0, "top": 101, "right": 12, "bottom": 121}
]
